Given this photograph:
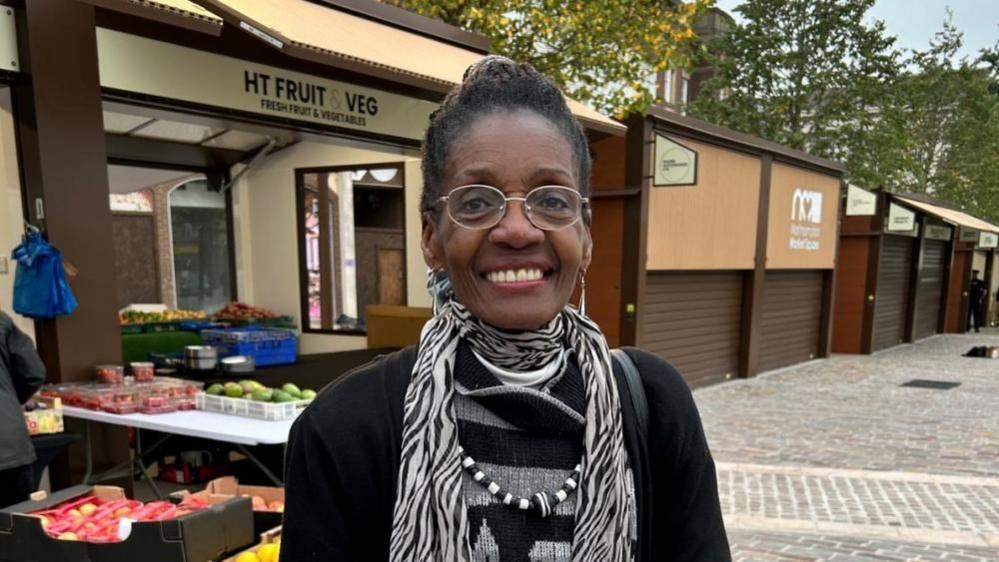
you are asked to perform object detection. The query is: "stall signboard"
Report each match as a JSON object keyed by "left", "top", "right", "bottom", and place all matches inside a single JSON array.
[
  {"left": 0, "top": 7, "right": 18, "bottom": 73},
  {"left": 979, "top": 232, "right": 998, "bottom": 249},
  {"left": 845, "top": 184, "right": 877, "bottom": 216},
  {"left": 924, "top": 224, "right": 952, "bottom": 241},
  {"left": 959, "top": 228, "right": 981, "bottom": 243},
  {"left": 652, "top": 134, "right": 697, "bottom": 186},
  {"left": 886, "top": 203, "right": 916, "bottom": 232},
  {"left": 96, "top": 28, "right": 437, "bottom": 142}
]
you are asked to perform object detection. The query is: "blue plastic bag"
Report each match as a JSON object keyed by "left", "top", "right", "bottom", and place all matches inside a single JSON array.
[{"left": 11, "top": 232, "right": 78, "bottom": 319}]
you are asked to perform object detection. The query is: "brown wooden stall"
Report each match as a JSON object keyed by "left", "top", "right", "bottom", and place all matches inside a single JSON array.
[
  {"left": 833, "top": 191, "right": 998, "bottom": 353},
  {"left": 587, "top": 109, "right": 843, "bottom": 388}
]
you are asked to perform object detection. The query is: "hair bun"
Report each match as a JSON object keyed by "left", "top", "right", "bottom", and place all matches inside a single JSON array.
[{"left": 462, "top": 55, "right": 522, "bottom": 84}]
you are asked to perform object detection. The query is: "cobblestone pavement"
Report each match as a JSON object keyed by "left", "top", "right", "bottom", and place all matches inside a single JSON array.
[{"left": 691, "top": 333, "right": 999, "bottom": 561}]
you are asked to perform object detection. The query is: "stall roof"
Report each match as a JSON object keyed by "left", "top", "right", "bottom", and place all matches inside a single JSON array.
[
  {"left": 894, "top": 194, "right": 999, "bottom": 234},
  {"left": 189, "top": 0, "right": 626, "bottom": 136},
  {"left": 646, "top": 105, "right": 844, "bottom": 174},
  {"left": 84, "top": 0, "right": 223, "bottom": 35}
]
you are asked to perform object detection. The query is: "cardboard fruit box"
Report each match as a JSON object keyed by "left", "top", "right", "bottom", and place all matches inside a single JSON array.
[
  {"left": 172, "top": 476, "right": 283, "bottom": 538},
  {"left": 221, "top": 525, "right": 281, "bottom": 562},
  {"left": 0, "top": 485, "right": 253, "bottom": 562}
]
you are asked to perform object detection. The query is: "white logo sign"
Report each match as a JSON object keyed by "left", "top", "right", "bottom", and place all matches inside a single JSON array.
[
  {"left": 652, "top": 134, "right": 697, "bottom": 186},
  {"left": 791, "top": 189, "right": 823, "bottom": 223},
  {"left": 789, "top": 188, "right": 823, "bottom": 251},
  {"left": 886, "top": 203, "right": 916, "bottom": 232},
  {"left": 845, "top": 184, "right": 877, "bottom": 216}
]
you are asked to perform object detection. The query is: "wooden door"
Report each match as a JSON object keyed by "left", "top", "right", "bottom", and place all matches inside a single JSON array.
[
  {"left": 945, "top": 251, "right": 970, "bottom": 333},
  {"left": 377, "top": 248, "right": 405, "bottom": 305},
  {"left": 832, "top": 237, "right": 872, "bottom": 354},
  {"left": 111, "top": 213, "right": 159, "bottom": 309}
]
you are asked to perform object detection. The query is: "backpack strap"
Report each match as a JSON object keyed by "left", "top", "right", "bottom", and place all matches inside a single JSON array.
[{"left": 611, "top": 348, "right": 648, "bottom": 437}]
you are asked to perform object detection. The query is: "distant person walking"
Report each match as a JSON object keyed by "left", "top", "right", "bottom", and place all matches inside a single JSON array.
[
  {"left": 967, "top": 270, "right": 986, "bottom": 333},
  {"left": 0, "top": 310, "right": 46, "bottom": 508}
]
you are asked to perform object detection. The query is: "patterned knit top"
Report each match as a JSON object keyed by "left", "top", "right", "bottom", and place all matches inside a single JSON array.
[{"left": 453, "top": 341, "right": 594, "bottom": 561}]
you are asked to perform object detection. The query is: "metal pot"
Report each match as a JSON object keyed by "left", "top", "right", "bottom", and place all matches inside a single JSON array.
[{"left": 183, "top": 346, "right": 218, "bottom": 371}]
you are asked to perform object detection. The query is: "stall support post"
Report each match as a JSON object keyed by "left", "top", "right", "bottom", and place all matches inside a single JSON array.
[
  {"left": 904, "top": 215, "right": 926, "bottom": 343},
  {"left": 738, "top": 154, "right": 772, "bottom": 378},
  {"left": 619, "top": 115, "right": 650, "bottom": 346},
  {"left": 860, "top": 192, "right": 888, "bottom": 354},
  {"left": 983, "top": 249, "right": 996, "bottom": 327},
  {"left": 13, "top": 0, "right": 129, "bottom": 491}
]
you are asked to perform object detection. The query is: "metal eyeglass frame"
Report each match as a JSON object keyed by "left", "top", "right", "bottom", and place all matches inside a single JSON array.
[{"left": 437, "top": 184, "right": 590, "bottom": 231}]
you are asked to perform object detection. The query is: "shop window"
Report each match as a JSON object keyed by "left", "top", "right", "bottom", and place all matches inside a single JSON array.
[
  {"left": 296, "top": 164, "right": 406, "bottom": 333},
  {"left": 169, "top": 179, "right": 233, "bottom": 312}
]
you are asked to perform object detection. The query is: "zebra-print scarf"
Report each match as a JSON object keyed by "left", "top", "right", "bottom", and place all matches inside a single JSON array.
[{"left": 389, "top": 275, "right": 633, "bottom": 561}]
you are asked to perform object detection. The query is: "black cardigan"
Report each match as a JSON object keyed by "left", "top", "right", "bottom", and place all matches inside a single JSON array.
[{"left": 281, "top": 346, "right": 731, "bottom": 561}]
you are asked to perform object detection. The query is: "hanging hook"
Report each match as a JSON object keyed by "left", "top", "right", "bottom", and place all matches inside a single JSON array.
[{"left": 24, "top": 220, "right": 40, "bottom": 234}]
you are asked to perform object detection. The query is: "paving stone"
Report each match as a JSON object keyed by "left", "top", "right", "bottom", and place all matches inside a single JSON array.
[{"left": 688, "top": 333, "right": 999, "bottom": 559}]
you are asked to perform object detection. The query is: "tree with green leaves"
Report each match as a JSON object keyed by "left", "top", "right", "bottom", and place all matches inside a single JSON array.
[
  {"left": 687, "top": 0, "right": 900, "bottom": 188},
  {"left": 383, "top": 0, "right": 709, "bottom": 116},
  {"left": 888, "top": 20, "right": 999, "bottom": 221}
]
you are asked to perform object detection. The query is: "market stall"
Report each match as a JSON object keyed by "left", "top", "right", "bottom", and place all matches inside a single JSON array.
[
  {"left": 587, "top": 108, "right": 843, "bottom": 387},
  {"left": 832, "top": 191, "right": 999, "bottom": 354}
]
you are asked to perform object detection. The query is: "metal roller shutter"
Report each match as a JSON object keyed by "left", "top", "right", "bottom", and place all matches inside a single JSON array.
[
  {"left": 641, "top": 272, "right": 743, "bottom": 388},
  {"left": 758, "top": 270, "right": 824, "bottom": 373},
  {"left": 913, "top": 240, "right": 947, "bottom": 340},
  {"left": 872, "top": 235, "right": 914, "bottom": 351}
]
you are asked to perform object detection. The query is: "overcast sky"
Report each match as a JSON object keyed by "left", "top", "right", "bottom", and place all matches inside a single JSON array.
[{"left": 712, "top": 0, "right": 999, "bottom": 61}]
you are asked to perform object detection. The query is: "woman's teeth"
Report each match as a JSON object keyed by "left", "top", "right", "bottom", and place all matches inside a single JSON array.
[{"left": 486, "top": 268, "right": 544, "bottom": 283}]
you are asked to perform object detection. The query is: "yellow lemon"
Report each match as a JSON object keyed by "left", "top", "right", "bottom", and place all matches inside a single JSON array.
[
  {"left": 257, "top": 543, "right": 280, "bottom": 562},
  {"left": 235, "top": 552, "right": 260, "bottom": 562}
]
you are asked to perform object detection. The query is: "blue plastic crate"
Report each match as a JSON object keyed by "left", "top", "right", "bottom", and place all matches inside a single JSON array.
[{"left": 201, "top": 327, "right": 298, "bottom": 367}]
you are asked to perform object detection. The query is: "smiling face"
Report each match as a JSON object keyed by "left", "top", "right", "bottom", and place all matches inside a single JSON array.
[{"left": 422, "top": 110, "right": 592, "bottom": 330}]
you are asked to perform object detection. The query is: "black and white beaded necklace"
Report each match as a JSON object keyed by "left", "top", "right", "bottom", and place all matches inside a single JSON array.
[{"left": 458, "top": 446, "right": 581, "bottom": 518}]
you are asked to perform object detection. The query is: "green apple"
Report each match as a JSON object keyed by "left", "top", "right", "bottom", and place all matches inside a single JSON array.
[
  {"left": 205, "top": 383, "right": 224, "bottom": 396},
  {"left": 272, "top": 390, "right": 295, "bottom": 403},
  {"left": 300, "top": 389, "right": 317, "bottom": 400}
]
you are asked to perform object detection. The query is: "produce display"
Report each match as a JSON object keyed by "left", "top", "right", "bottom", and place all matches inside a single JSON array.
[
  {"left": 214, "top": 302, "right": 278, "bottom": 320},
  {"left": 41, "top": 378, "right": 199, "bottom": 415},
  {"left": 119, "top": 309, "right": 207, "bottom": 325},
  {"left": 204, "top": 380, "right": 316, "bottom": 403},
  {"left": 31, "top": 494, "right": 209, "bottom": 543}
]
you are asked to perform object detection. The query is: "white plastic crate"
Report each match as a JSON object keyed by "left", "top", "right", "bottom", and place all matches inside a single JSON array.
[{"left": 195, "top": 392, "right": 311, "bottom": 421}]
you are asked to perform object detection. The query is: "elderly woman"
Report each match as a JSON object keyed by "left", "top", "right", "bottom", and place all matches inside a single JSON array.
[{"left": 282, "top": 56, "right": 730, "bottom": 561}]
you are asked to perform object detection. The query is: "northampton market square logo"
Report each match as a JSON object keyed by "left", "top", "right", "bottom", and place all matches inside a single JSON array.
[
  {"left": 791, "top": 189, "right": 822, "bottom": 223},
  {"left": 790, "top": 188, "right": 822, "bottom": 250}
]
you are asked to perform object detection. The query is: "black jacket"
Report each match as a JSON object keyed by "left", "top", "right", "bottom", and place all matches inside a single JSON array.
[
  {"left": 282, "top": 346, "right": 730, "bottom": 561},
  {"left": 0, "top": 312, "right": 46, "bottom": 471}
]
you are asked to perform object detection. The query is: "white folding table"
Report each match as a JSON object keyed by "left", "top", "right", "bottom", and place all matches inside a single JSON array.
[{"left": 62, "top": 406, "right": 296, "bottom": 496}]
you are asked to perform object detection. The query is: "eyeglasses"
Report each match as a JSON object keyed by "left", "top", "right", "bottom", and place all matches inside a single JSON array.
[{"left": 438, "top": 184, "right": 589, "bottom": 231}]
